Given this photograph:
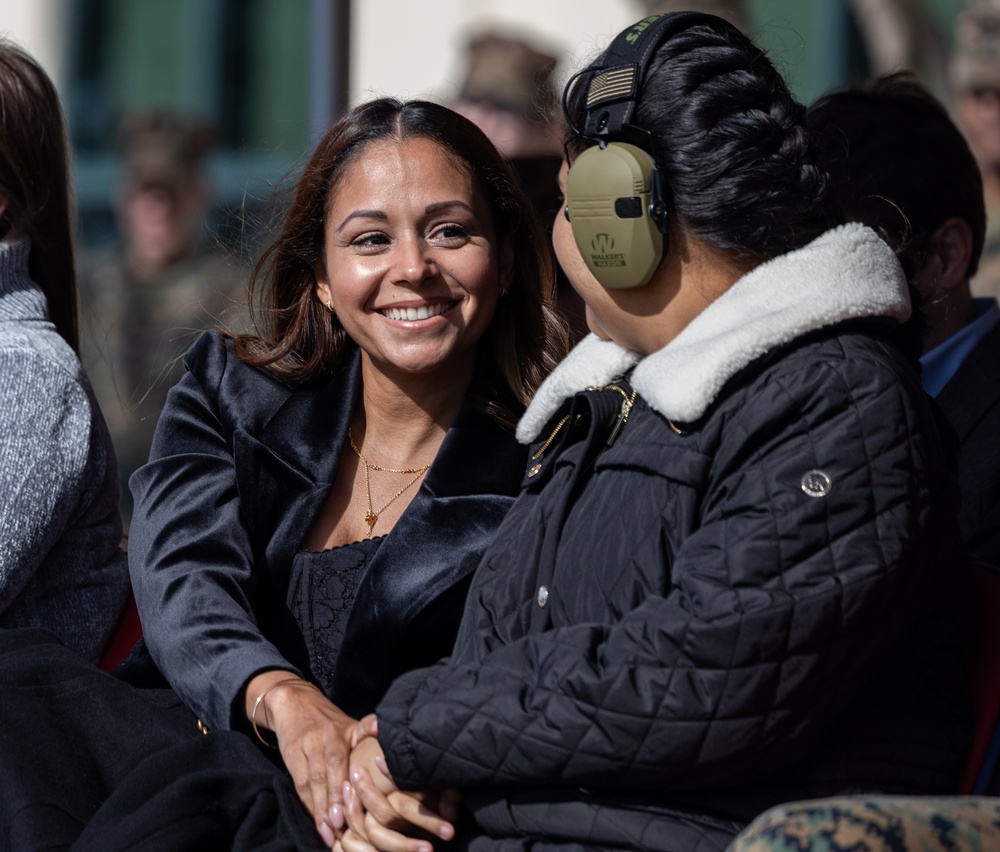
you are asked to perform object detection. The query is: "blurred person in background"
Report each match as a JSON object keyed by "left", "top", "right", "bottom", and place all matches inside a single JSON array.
[
  {"left": 951, "top": 0, "right": 1000, "bottom": 300},
  {"left": 848, "top": 0, "right": 951, "bottom": 94},
  {"left": 79, "top": 108, "right": 247, "bottom": 528},
  {"left": 451, "top": 31, "right": 563, "bottom": 173},
  {"left": 0, "top": 39, "right": 129, "bottom": 663},
  {"left": 451, "top": 30, "right": 587, "bottom": 339}
]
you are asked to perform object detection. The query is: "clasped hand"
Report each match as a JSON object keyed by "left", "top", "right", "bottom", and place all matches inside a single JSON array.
[
  {"left": 248, "top": 674, "right": 455, "bottom": 850},
  {"left": 334, "top": 736, "right": 459, "bottom": 852}
]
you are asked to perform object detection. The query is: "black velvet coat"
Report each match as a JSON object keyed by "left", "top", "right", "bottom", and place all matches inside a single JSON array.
[{"left": 128, "top": 331, "right": 527, "bottom": 729}]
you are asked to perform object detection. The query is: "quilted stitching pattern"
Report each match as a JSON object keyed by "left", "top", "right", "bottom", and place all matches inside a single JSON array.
[{"left": 377, "top": 330, "right": 970, "bottom": 849}]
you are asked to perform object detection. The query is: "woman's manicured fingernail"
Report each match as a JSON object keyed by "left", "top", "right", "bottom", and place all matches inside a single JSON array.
[
  {"left": 328, "top": 803, "right": 344, "bottom": 830},
  {"left": 342, "top": 780, "right": 354, "bottom": 803},
  {"left": 318, "top": 821, "right": 336, "bottom": 847},
  {"left": 350, "top": 764, "right": 361, "bottom": 783}
]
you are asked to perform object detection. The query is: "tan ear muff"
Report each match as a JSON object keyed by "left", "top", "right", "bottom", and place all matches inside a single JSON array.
[{"left": 564, "top": 142, "right": 666, "bottom": 289}]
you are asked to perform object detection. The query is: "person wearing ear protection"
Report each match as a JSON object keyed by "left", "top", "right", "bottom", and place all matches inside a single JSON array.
[{"left": 337, "top": 13, "right": 973, "bottom": 852}]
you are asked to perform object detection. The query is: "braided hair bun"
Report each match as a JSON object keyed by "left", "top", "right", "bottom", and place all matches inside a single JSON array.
[{"left": 565, "top": 15, "right": 834, "bottom": 263}]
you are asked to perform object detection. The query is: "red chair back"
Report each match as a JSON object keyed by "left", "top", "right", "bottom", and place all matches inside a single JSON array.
[
  {"left": 98, "top": 587, "right": 142, "bottom": 673},
  {"left": 957, "top": 562, "right": 1000, "bottom": 794}
]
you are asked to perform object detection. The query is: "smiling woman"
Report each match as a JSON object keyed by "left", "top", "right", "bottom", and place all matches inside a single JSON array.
[
  {"left": 315, "top": 137, "right": 503, "bottom": 387},
  {"left": 120, "top": 97, "right": 569, "bottom": 845}
]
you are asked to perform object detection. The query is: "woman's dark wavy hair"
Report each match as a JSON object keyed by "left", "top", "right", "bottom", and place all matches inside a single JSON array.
[
  {"left": 235, "top": 97, "right": 567, "bottom": 429},
  {"left": 0, "top": 40, "right": 78, "bottom": 352},
  {"left": 564, "top": 15, "right": 835, "bottom": 264}
]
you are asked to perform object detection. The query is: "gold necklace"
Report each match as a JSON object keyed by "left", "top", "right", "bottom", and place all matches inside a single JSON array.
[{"left": 348, "top": 428, "right": 431, "bottom": 538}]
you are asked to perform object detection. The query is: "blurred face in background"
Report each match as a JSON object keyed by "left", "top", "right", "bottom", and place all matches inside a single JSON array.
[
  {"left": 956, "top": 87, "right": 1000, "bottom": 170},
  {"left": 120, "top": 178, "right": 204, "bottom": 274}
]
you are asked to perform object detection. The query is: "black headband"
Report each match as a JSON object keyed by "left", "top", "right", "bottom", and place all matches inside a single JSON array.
[{"left": 564, "top": 11, "right": 716, "bottom": 142}]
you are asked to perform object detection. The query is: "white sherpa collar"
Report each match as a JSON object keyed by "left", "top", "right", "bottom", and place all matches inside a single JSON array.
[{"left": 517, "top": 224, "right": 909, "bottom": 443}]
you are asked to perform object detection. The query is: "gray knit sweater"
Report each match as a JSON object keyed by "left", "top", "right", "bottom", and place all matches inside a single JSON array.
[{"left": 0, "top": 238, "right": 129, "bottom": 662}]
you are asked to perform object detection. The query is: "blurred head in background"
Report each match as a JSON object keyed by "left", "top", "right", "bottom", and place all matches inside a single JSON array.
[
  {"left": 450, "top": 31, "right": 562, "bottom": 160},
  {"left": 450, "top": 30, "right": 588, "bottom": 339},
  {"left": 952, "top": 1, "right": 1000, "bottom": 171},
  {"left": 115, "top": 109, "right": 218, "bottom": 278}
]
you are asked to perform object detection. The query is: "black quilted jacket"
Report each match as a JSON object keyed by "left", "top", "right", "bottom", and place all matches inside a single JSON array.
[{"left": 376, "top": 228, "right": 973, "bottom": 851}]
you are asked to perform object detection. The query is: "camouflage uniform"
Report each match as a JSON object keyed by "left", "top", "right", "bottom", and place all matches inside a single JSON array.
[
  {"left": 78, "top": 110, "right": 248, "bottom": 527},
  {"left": 729, "top": 796, "right": 1000, "bottom": 851},
  {"left": 80, "top": 249, "right": 245, "bottom": 525}
]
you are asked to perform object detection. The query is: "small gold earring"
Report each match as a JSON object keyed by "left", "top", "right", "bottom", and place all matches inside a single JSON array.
[{"left": 324, "top": 299, "right": 335, "bottom": 313}]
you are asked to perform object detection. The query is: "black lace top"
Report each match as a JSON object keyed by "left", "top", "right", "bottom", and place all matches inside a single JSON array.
[{"left": 287, "top": 536, "right": 384, "bottom": 699}]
